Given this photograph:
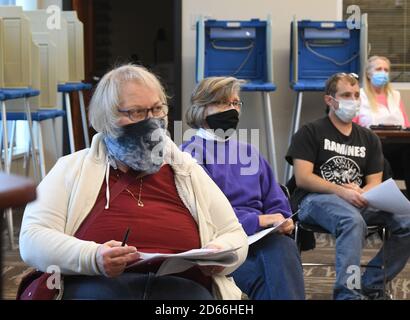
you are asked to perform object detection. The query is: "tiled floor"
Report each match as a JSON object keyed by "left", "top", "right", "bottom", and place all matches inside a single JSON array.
[
  {"left": 302, "top": 233, "right": 410, "bottom": 300},
  {"left": 2, "top": 218, "right": 410, "bottom": 300}
]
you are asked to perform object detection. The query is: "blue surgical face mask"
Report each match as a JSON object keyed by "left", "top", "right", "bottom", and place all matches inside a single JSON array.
[
  {"left": 104, "top": 118, "right": 166, "bottom": 174},
  {"left": 333, "top": 98, "right": 361, "bottom": 123},
  {"left": 371, "top": 71, "right": 389, "bottom": 87}
]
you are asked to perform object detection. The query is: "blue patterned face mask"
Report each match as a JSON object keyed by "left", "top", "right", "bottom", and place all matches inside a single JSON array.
[
  {"left": 371, "top": 71, "right": 389, "bottom": 87},
  {"left": 104, "top": 118, "right": 166, "bottom": 174}
]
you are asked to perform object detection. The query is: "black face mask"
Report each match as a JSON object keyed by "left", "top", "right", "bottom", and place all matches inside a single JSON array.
[{"left": 205, "top": 109, "right": 240, "bottom": 139}]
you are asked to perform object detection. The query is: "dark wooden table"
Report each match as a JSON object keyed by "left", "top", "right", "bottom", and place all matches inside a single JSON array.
[
  {"left": 373, "top": 130, "right": 410, "bottom": 144},
  {"left": 0, "top": 173, "right": 36, "bottom": 299}
]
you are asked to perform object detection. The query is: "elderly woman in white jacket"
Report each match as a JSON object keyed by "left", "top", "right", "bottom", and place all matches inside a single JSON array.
[{"left": 19, "top": 64, "right": 248, "bottom": 300}]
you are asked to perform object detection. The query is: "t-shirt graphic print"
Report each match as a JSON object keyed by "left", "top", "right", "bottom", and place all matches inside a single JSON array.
[
  {"left": 320, "top": 155, "right": 362, "bottom": 186},
  {"left": 285, "top": 116, "right": 384, "bottom": 208}
]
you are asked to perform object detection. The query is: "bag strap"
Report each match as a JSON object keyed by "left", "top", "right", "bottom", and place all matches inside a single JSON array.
[{"left": 75, "top": 170, "right": 144, "bottom": 239}]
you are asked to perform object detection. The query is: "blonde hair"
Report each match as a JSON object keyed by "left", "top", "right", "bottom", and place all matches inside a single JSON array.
[
  {"left": 186, "top": 76, "right": 245, "bottom": 129},
  {"left": 364, "top": 56, "right": 393, "bottom": 113},
  {"left": 88, "top": 64, "right": 168, "bottom": 137}
]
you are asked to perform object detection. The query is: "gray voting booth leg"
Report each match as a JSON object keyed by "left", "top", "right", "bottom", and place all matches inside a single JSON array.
[
  {"left": 24, "top": 98, "right": 40, "bottom": 183},
  {"left": 63, "top": 91, "right": 90, "bottom": 153},
  {"left": 284, "top": 91, "right": 303, "bottom": 184},
  {"left": 78, "top": 91, "right": 90, "bottom": 148},
  {"left": 262, "top": 92, "right": 278, "bottom": 180},
  {"left": 63, "top": 92, "right": 76, "bottom": 154}
]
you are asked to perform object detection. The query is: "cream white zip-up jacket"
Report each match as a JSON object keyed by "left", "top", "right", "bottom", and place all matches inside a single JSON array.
[{"left": 20, "top": 133, "right": 248, "bottom": 299}]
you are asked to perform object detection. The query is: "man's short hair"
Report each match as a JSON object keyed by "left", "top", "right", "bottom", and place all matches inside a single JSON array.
[{"left": 325, "top": 73, "right": 359, "bottom": 97}]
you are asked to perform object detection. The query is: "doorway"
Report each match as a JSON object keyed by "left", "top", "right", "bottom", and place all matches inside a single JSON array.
[{"left": 65, "top": 0, "right": 182, "bottom": 141}]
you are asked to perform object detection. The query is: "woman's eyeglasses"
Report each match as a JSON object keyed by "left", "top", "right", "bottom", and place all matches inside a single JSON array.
[
  {"left": 118, "top": 104, "right": 168, "bottom": 122},
  {"left": 212, "top": 100, "right": 243, "bottom": 109}
]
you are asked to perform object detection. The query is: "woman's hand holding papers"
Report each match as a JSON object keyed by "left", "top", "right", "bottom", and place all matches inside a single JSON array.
[
  {"left": 199, "top": 244, "right": 226, "bottom": 276},
  {"left": 259, "top": 213, "right": 294, "bottom": 235}
]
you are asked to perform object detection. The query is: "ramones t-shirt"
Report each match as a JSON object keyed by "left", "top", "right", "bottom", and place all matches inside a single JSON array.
[{"left": 286, "top": 116, "right": 383, "bottom": 209}]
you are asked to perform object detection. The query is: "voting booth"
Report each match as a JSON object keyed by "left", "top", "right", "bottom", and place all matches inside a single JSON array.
[
  {"left": 0, "top": 6, "right": 32, "bottom": 88},
  {"left": 25, "top": 9, "right": 71, "bottom": 108},
  {"left": 62, "top": 11, "right": 84, "bottom": 82},
  {"left": 285, "top": 15, "right": 368, "bottom": 182},
  {"left": 196, "top": 17, "right": 279, "bottom": 177}
]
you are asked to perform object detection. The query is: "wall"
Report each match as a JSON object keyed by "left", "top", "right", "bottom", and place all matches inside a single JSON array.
[{"left": 181, "top": 0, "right": 341, "bottom": 183}]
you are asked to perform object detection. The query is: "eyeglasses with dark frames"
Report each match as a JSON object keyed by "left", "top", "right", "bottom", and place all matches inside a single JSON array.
[{"left": 118, "top": 104, "right": 168, "bottom": 122}]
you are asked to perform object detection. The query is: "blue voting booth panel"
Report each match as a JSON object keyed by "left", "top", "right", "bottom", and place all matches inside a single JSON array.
[
  {"left": 197, "top": 19, "right": 276, "bottom": 91},
  {"left": 290, "top": 20, "right": 361, "bottom": 91}
]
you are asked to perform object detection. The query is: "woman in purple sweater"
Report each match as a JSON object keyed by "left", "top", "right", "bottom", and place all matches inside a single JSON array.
[{"left": 181, "top": 76, "right": 305, "bottom": 300}]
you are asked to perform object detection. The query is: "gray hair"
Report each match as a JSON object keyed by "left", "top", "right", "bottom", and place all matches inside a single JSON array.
[
  {"left": 186, "top": 76, "right": 244, "bottom": 129},
  {"left": 88, "top": 64, "right": 168, "bottom": 137}
]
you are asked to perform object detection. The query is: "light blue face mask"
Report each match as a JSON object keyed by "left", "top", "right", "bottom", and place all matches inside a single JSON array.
[
  {"left": 333, "top": 98, "right": 361, "bottom": 123},
  {"left": 371, "top": 71, "right": 389, "bottom": 87},
  {"left": 104, "top": 118, "right": 166, "bottom": 174}
]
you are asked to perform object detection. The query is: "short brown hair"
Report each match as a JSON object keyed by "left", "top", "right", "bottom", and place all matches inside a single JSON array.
[{"left": 325, "top": 73, "right": 359, "bottom": 97}]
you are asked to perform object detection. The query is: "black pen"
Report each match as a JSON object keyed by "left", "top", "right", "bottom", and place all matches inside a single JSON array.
[{"left": 121, "top": 228, "right": 131, "bottom": 246}]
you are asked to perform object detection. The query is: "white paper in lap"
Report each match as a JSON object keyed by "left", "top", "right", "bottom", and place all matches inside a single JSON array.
[{"left": 363, "top": 178, "right": 410, "bottom": 215}]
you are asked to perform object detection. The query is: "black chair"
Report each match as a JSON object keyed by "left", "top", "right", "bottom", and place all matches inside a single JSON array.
[{"left": 280, "top": 179, "right": 391, "bottom": 299}]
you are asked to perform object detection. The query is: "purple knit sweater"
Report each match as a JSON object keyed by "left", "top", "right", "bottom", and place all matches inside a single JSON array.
[{"left": 181, "top": 135, "right": 291, "bottom": 236}]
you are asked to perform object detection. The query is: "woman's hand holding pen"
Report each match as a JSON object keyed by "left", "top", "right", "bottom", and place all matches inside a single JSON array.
[{"left": 96, "top": 240, "right": 139, "bottom": 278}]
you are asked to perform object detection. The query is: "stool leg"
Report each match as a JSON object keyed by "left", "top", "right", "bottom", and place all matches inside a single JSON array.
[
  {"left": 7, "top": 121, "right": 16, "bottom": 168},
  {"left": 52, "top": 118, "right": 59, "bottom": 160},
  {"left": 5, "top": 208, "right": 15, "bottom": 250},
  {"left": 5, "top": 207, "right": 15, "bottom": 249},
  {"left": 0, "top": 119, "right": 3, "bottom": 171},
  {"left": 24, "top": 98, "right": 40, "bottom": 183},
  {"left": 64, "top": 92, "right": 76, "bottom": 153},
  {"left": 36, "top": 122, "right": 47, "bottom": 179},
  {"left": 78, "top": 91, "right": 90, "bottom": 148},
  {"left": 23, "top": 137, "right": 31, "bottom": 177},
  {"left": 1, "top": 101, "right": 9, "bottom": 173}
]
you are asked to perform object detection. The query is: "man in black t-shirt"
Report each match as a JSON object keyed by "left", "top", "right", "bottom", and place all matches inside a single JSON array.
[{"left": 286, "top": 73, "right": 410, "bottom": 300}]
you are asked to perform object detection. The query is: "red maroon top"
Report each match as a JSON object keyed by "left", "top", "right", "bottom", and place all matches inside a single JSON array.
[{"left": 76, "top": 164, "right": 212, "bottom": 291}]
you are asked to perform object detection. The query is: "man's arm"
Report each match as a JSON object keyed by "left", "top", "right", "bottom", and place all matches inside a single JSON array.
[
  {"left": 362, "top": 172, "right": 383, "bottom": 193},
  {"left": 293, "top": 159, "right": 368, "bottom": 208}
]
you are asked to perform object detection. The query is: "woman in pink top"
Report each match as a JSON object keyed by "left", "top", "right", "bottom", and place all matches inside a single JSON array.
[
  {"left": 356, "top": 56, "right": 409, "bottom": 128},
  {"left": 355, "top": 56, "right": 410, "bottom": 198}
]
